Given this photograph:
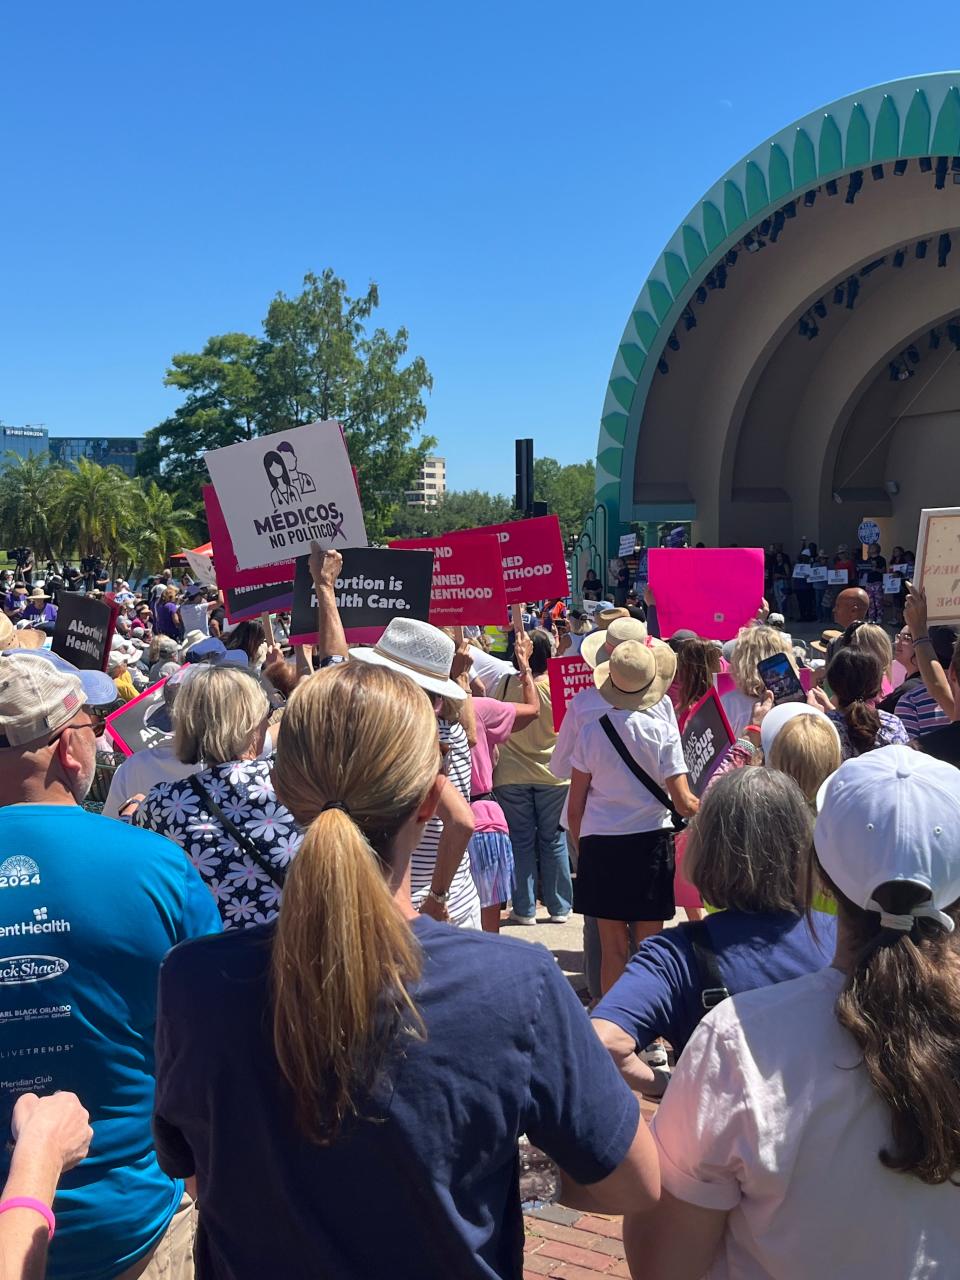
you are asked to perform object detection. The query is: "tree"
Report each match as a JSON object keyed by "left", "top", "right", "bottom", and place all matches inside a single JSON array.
[
  {"left": 55, "top": 458, "right": 134, "bottom": 563},
  {"left": 533, "top": 457, "right": 595, "bottom": 542},
  {"left": 0, "top": 453, "right": 67, "bottom": 562},
  {"left": 387, "top": 489, "right": 518, "bottom": 538},
  {"left": 129, "top": 482, "right": 198, "bottom": 580},
  {"left": 140, "top": 271, "right": 435, "bottom": 536},
  {"left": 137, "top": 333, "right": 263, "bottom": 505}
]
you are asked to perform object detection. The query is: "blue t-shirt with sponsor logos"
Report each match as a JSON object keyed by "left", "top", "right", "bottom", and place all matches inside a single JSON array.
[{"left": 0, "top": 804, "right": 221, "bottom": 1280}]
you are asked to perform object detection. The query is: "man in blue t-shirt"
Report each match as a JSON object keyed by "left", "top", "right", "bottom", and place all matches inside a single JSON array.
[{"left": 0, "top": 649, "right": 222, "bottom": 1280}]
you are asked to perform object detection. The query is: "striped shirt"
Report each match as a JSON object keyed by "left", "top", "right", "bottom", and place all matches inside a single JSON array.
[
  {"left": 410, "top": 719, "right": 480, "bottom": 926},
  {"left": 896, "top": 686, "right": 951, "bottom": 739}
]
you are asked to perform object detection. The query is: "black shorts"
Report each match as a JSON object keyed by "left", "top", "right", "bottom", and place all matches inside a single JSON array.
[{"left": 574, "top": 829, "right": 675, "bottom": 922}]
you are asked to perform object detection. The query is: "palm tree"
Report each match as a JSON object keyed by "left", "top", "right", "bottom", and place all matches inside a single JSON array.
[
  {"left": 131, "top": 482, "right": 197, "bottom": 580},
  {"left": 55, "top": 458, "right": 135, "bottom": 564},
  {"left": 0, "top": 452, "right": 68, "bottom": 562}
]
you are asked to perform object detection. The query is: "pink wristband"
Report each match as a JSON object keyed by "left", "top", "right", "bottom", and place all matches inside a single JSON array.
[{"left": 0, "top": 1196, "right": 56, "bottom": 1240}]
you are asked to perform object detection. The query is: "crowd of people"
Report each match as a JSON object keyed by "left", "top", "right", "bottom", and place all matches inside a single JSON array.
[{"left": 0, "top": 536, "right": 958, "bottom": 1280}]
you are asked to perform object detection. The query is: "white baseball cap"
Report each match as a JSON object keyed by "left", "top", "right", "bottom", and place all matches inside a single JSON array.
[
  {"left": 760, "top": 703, "right": 840, "bottom": 758},
  {"left": 815, "top": 747, "right": 960, "bottom": 933}
]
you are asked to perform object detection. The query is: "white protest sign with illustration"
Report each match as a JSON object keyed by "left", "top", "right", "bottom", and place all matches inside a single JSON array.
[
  {"left": 182, "top": 548, "right": 217, "bottom": 587},
  {"left": 203, "top": 420, "right": 367, "bottom": 571},
  {"left": 915, "top": 506, "right": 960, "bottom": 623}
]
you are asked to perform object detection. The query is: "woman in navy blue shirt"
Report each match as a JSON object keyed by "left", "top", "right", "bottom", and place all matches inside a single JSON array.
[
  {"left": 592, "top": 767, "right": 834, "bottom": 1095},
  {"left": 153, "top": 660, "right": 657, "bottom": 1279}
]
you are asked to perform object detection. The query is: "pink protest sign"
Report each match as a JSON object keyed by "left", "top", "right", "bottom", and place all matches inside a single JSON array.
[
  {"left": 203, "top": 485, "right": 295, "bottom": 591},
  {"left": 648, "top": 548, "right": 765, "bottom": 641},
  {"left": 547, "top": 655, "right": 594, "bottom": 731},
  {"left": 390, "top": 532, "right": 508, "bottom": 626},
  {"left": 439, "top": 515, "right": 568, "bottom": 605}
]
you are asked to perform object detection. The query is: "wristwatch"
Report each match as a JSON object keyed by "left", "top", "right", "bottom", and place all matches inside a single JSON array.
[{"left": 427, "top": 887, "right": 449, "bottom": 906}]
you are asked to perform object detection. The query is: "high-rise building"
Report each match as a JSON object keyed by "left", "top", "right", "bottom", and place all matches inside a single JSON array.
[
  {"left": 49, "top": 436, "right": 142, "bottom": 478},
  {"left": 0, "top": 424, "right": 48, "bottom": 463},
  {"left": 405, "top": 455, "right": 446, "bottom": 508}
]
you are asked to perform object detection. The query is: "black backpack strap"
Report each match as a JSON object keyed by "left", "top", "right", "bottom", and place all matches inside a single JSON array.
[
  {"left": 681, "top": 920, "right": 731, "bottom": 1016},
  {"left": 598, "top": 714, "right": 684, "bottom": 831},
  {"left": 187, "top": 774, "right": 286, "bottom": 889}
]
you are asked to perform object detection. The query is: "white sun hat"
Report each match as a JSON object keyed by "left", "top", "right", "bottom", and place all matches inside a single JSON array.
[{"left": 349, "top": 618, "right": 466, "bottom": 701}]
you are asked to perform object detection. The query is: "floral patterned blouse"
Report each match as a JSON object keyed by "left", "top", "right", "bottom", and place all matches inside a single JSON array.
[{"left": 135, "top": 758, "right": 302, "bottom": 929}]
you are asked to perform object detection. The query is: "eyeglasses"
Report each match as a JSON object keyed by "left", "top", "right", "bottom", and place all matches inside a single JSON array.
[
  {"left": 896, "top": 631, "right": 914, "bottom": 643},
  {"left": 48, "top": 718, "right": 98, "bottom": 747}
]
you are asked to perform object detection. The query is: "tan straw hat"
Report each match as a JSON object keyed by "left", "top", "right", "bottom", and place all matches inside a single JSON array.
[
  {"left": 581, "top": 616, "right": 649, "bottom": 670},
  {"left": 595, "top": 606, "right": 631, "bottom": 628},
  {"left": 593, "top": 638, "right": 677, "bottom": 712},
  {"left": 811, "top": 629, "right": 841, "bottom": 657}
]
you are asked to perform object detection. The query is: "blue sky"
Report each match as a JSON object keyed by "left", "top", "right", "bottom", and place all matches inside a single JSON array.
[{"left": 0, "top": 2, "right": 955, "bottom": 494}]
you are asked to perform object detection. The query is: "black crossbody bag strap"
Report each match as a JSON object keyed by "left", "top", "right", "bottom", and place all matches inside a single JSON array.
[
  {"left": 680, "top": 920, "right": 731, "bottom": 1016},
  {"left": 598, "top": 713, "right": 685, "bottom": 832},
  {"left": 186, "top": 774, "right": 285, "bottom": 889}
]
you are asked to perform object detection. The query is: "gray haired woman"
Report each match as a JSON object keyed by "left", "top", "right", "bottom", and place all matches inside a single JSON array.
[
  {"left": 591, "top": 767, "right": 835, "bottom": 1094},
  {"left": 135, "top": 665, "right": 300, "bottom": 928}
]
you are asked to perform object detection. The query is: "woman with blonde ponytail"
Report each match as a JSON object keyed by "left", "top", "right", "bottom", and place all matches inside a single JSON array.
[
  {"left": 625, "top": 747, "right": 960, "bottom": 1280},
  {"left": 153, "top": 661, "right": 657, "bottom": 1280}
]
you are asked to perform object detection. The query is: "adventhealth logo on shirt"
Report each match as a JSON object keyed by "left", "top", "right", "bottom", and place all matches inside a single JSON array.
[{"left": 0, "top": 909, "right": 71, "bottom": 939}]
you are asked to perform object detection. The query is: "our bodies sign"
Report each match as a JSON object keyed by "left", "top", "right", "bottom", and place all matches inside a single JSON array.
[
  {"left": 390, "top": 532, "right": 507, "bottom": 626},
  {"left": 52, "top": 593, "right": 118, "bottom": 671},
  {"left": 204, "top": 420, "right": 367, "bottom": 570},
  {"left": 680, "top": 689, "right": 735, "bottom": 797},
  {"left": 289, "top": 548, "right": 434, "bottom": 644},
  {"left": 547, "top": 655, "right": 594, "bottom": 731}
]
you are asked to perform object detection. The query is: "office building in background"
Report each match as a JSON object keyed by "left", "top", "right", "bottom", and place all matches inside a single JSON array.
[
  {"left": 1, "top": 424, "right": 49, "bottom": 462},
  {"left": 49, "top": 436, "right": 142, "bottom": 478},
  {"left": 405, "top": 455, "right": 446, "bottom": 508}
]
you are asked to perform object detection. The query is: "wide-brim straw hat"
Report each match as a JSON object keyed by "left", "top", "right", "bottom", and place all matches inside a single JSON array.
[
  {"left": 28, "top": 589, "right": 51, "bottom": 601},
  {"left": 581, "top": 616, "right": 648, "bottom": 670},
  {"left": 595, "top": 605, "right": 630, "bottom": 628},
  {"left": 811, "top": 629, "right": 841, "bottom": 656},
  {"left": 594, "top": 638, "right": 677, "bottom": 712},
  {"left": 349, "top": 617, "right": 466, "bottom": 702}
]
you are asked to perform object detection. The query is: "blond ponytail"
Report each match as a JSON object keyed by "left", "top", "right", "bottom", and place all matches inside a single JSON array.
[{"left": 271, "top": 662, "right": 441, "bottom": 1145}]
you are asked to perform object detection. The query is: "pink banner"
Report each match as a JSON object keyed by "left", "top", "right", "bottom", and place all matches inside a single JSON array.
[
  {"left": 441, "top": 515, "right": 568, "bottom": 605},
  {"left": 203, "top": 485, "right": 295, "bottom": 591},
  {"left": 547, "top": 655, "right": 594, "bottom": 731},
  {"left": 389, "top": 532, "right": 508, "bottom": 626},
  {"left": 648, "top": 548, "right": 765, "bottom": 641}
]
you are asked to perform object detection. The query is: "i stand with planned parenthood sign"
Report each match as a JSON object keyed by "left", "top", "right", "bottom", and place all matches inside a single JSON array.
[
  {"left": 52, "top": 593, "right": 118, "bottom": 671},
  {"left": 390, "top": 531, "right": 507, "bottom": 626},
  {"left": 203, "top": 420, "right": 367, "bottom": 571}
]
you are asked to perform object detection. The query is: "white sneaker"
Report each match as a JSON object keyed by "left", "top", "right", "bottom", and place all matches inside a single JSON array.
[
  {"left": 508, "top": 912, "right": 537, "bottom": 926},
  {"left": 548, "top": 913, "right": 570, "bottom": 924}
]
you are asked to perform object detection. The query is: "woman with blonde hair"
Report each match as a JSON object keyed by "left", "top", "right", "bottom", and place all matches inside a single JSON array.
[
  {"left": 152, "top": 662, "right": 658, "bottom": 1279},
  {"left": 722, "top": 626, "right": 794, "bottom": 736},
  {"left": 767, "top": 712, "right": 842, "bottom": 806}
]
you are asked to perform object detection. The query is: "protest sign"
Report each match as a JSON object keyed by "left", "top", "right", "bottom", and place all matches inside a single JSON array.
[
  {"left": 183, "top": 548, "right": 217, "bottom": 588},
  {"left": 203, "top": 485, "right": 296, "bottom": 591},
  {"left": 827, "top": 568, "right": 848, "bottom": 585},
  {"left": 203, "top": 420, "right": 367, "bottom": 571},
  {"left": 647, "top": 548, "right": 764, "bottom": 641},
  {"left": 891, "top": 562, "right": 910, "bottom": 574},
  {"left": 224, "top": 581, "right": 295, "bottom": 624},
  {"left": 808, "top": 565, "right": 828, "bottom": 584},
  {"left": 680, "top": 688, "right": 735, "bottom": 797},
  {"left": 792, "top": 564, "right": 810, "bottom": 579},
  {"left": 390, "top": 532, "right": 507, "bottom": 626},
  {"left": 105, "top": 679, "right": 170, "bottom": 757},
  {"left": 915, "top": 506, "right": 960, "bottom": 623},
  {"left": 288, "top": 548, "right": 435, "bottom": 644},
  {"left": 439, "top": 514, "right": 568, "bottom": 606},
  {"left": 51, "top": 593, "right": 118, "bottom": 671},
  {"left": 547, "top": 655, "right": 594, "bottom": 731},
  {"left": 883, "top": 573, "right": 902, "bottom": 595},
  {"left": 618, "top": 532, "right": 637, "bottom": 557},
  {"left": 858, "top": 519, "right": 881, "bottom": 547}
]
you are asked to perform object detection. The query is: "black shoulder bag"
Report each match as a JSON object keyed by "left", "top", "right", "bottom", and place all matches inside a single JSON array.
[
  {"left": 186, "top": 774, "right": 285, "bottom": 888},
  {"left": 680, "top": 920, "right": 731, "bottom": 1017},
  {"left": 598, "top": 713, "right": 686, "bottom": 834}
]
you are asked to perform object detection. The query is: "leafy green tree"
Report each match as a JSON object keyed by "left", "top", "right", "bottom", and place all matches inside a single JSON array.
[
  {"left": 387, "top": 489, "right": 518, "bottom": 538},
  {"left": 533, "top": 457, "right": 596, "bottom": 541},
  {"left": 141, "top": 271, "right": 435, "bottom": 535},
  {"left": 0, "top": 453, "right": 68, "bottom": 562},
  {"left": 129, "top": 482, "right": 198, "bottom": 579}
]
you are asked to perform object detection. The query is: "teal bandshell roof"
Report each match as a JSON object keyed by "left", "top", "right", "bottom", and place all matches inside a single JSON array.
[{"left": 596, "top": 72, "right": 960, "bottom": 523}]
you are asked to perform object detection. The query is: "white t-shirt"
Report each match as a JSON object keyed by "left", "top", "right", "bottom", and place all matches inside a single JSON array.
[
  {"left": 103, "top": 743, "right": 201, "bottom": 819},
  {"left": 569, "top": 705, "right": 686, "bottom": 836},
  {"left": 469, "top": 648, "right": 516, "bottom": 695},
  {"left": 651, "top": 966, "right": 958, "bottom": 1279},
  {"left": 720, "top": 687, "right": 756, "bottom": 737},
  {"left": 550, "top": 686, "right": 678, "bottom": 781},
  {"left": 179, "top": 601, "right": 211, "bottom": 637}
]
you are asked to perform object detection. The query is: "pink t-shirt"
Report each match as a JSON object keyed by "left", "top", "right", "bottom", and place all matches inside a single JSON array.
[{"left": 470, "top": 698, "right": 516, "bottom": 834}]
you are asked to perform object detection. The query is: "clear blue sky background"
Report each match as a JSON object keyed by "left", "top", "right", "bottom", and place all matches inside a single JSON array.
[{"left": 1, "top": 2, "right": 955, "bottom": 494}]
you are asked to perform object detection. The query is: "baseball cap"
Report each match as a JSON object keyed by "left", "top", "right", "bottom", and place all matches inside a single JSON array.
[
  {"left": 815, "top": 747, "right": 960, "bottom": 933},
  {"left": 760, "top": 703, "right": 840, "bottom": 758},
  {"left": 0, "top": 650, "right": 113, "bottom": 748},
  {"left": 185, "top": 636, "right": 227, "bottom": 662}
]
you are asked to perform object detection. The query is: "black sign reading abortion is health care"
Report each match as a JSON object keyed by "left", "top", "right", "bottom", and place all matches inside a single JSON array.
[
  {"left": 289, "top": 548, "right": 434, "bottom": 644},
  {"left": 52, "top": 593, "right": 118, "bottom": 671}
]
